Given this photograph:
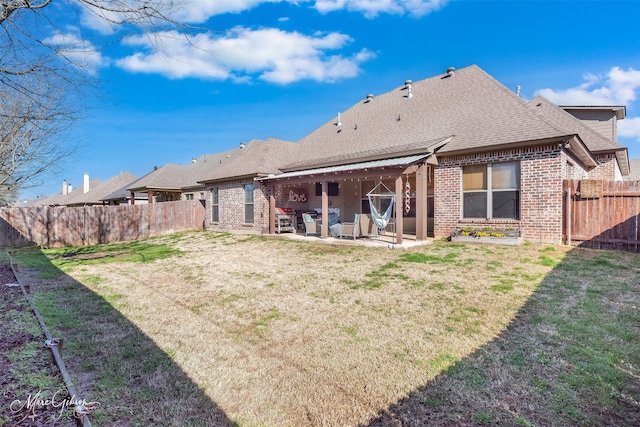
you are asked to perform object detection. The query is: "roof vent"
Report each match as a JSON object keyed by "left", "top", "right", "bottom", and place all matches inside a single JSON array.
[
  {"left": 192, "top": 158, "right": 197, "bottom": 163},
  {"left": 404, "top": 80, "right": 413, "bottom": 99},
  {"left": 336, "top": 112, "right": 342, "bottom": 127},
  {"left": 239, "top": 142, "right": 246, "bottom": 149},
  {"left": 365, "top": 93, "right": 374, "bottom": 102},
  {"left": 446, "top": 67, "right": 455, "bottom": 77},
  {"left": 515, "top": 85, "right": 521, "bottom": 98}
]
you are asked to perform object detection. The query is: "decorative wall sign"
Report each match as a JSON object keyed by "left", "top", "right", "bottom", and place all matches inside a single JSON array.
[
  {"left": 579, "top": 179, "right": 603, "bottom": 199},
  {"left": 288, "top": 189, "right": 308, "bottom": 202}
]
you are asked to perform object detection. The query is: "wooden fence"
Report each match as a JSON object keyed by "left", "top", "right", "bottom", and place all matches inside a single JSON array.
[
  {"left": 564, "top": 179, "right": 640, "bottom": 252},
  {"left": 0, "top": 200, "right": 206, "bottom": 248}
]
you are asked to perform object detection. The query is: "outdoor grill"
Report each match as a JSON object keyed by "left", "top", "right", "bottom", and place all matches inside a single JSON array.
[{"left": 275, "top": 207, "right": 296, "bottom": 233}]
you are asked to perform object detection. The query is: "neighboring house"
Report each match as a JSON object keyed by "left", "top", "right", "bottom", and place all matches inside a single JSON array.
[
  {"left": 31, "top": 173, "right": 138, "bottom": 207},
  {"left": 12, "top": 195, "right": 49, "bottom": 208},
  {"left": 64, "top": 172, "right": 138, "bottom": 207},
  {"left": 125, "top": 151, "right": 245, "bottom": 205},
  {"left": 623, "top": 159, "right": 640, "bottom": 181},
  {"left": 205, "top": 64, "right": 628, "bottom": 244},
  {"left": 33, "top": 177, "right": 102, "bottom": 207}
]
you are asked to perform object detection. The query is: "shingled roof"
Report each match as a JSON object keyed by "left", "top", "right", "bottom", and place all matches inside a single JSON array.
[
  {"left": 528, "top": 96, "right": 629, "bottom": 175},
  {"left": 64, "top": 172, "right": 138, "bottom": 206},
  {"left": 126, "top": 151, "right": 238, "bottom": 193},
  {"left": 199, "top": 138, "right": 297, "bottom": 183},
  {"left": 284, "top": 65, "right": 577, "bottom": 171},
  {"left": 624, "top": 158, "right": 640, "bottom": 181}
]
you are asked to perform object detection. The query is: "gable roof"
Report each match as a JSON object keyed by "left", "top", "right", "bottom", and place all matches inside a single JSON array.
[
  {"left": 199, "top": 138, "right": 297, "bottom": 183},
  {"left": 126, "top": 151, "right": 238, "bottom": 193},
  {"left": 528, "top": 96, "right": 629, "bottom": 175},
  {"left": 285, "top": 65, "right": 577, "bottom": 171},
  {"left": 34, "top": 180, "right": 102, "bottom": 206},
  {"left": 63, "top": 172, "right": 137, "bottom": 206}
]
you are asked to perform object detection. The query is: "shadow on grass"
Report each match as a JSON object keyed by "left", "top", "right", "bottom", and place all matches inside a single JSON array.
[
  {"left": 365, "top": 246, "right": 640, "bottom": 426},
  {"left": 11, "top": 249, "right": 233, "bottom": 426}
]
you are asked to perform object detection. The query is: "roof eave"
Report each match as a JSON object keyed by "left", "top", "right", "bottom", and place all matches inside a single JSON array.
[
  {"left": 439, "top": 136, "right": 570, "bottom": 157},
  {"left": 281, "top": 136, "right": 453, "bottom": 172},
  {"left": 198, "top": 173, "right": 268, "bottom": 185}
]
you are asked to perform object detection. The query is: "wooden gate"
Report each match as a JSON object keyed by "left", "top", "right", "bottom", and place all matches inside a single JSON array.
[{"left": 564, "top": 180, "right": 640, "bottom": 252}]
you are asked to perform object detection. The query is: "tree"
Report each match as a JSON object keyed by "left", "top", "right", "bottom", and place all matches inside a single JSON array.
[
  {"left": 0, "top": 84, "right": 76, "bottom": 206},
  {"left": 0, "top": 0, "right": 182, "bottom": 204}
]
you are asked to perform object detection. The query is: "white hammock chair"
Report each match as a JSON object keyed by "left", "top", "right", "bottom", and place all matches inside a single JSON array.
[{"left": 367, "top": 181, "right": 396, "bottom": 229}]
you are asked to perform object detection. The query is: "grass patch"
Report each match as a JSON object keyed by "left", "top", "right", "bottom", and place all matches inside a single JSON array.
[{"left": 7, "top": 231, "right": 639, "bottom": 427}]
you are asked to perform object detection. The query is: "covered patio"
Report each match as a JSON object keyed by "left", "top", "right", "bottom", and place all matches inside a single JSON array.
[{"left": 258, "top": 154, "right": 436, "bottom": 245}]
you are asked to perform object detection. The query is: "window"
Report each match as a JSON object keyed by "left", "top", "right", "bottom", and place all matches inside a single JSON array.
[
  {"left": 463, "top": 162, "right": 520, "bottom": 219},
  {"left": 315, "top": 182, "right": 339, "bottom": 196},
  {"left": 211, "top": 188, "right": 219, "bottom": 222},
  {"left": 244, "top": 184, "right": 254, "bottom": 223},
  {"left": 185, "top": 193, "right": 194, "bottom": 201}
]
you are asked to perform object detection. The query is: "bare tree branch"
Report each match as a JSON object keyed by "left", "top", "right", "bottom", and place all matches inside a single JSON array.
[{"left": 0, "top": 0, "right": 188, "bottom": 202}]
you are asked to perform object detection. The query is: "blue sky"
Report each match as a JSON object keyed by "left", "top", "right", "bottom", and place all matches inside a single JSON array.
[{"left": 20, "top": 0, "right": 640, "bottom": 200}]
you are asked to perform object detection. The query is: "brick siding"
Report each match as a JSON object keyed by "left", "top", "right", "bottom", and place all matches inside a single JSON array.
[
  {"left": 204, "top": 180, "right": 270, "bottom": 233},
  {"left": 589, "top": 153, "right": 622, "bottom": 181},
  {"left": 434, "top": 145, "right": 567, "bottom": 244}
]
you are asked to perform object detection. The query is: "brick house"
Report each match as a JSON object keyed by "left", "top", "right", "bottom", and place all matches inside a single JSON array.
[{"left": 195, "top": 65, "right": 631, "bottom": 244}]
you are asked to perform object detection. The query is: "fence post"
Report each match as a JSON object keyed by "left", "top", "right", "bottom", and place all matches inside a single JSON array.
[{"left": 566, "top": 186, "right": 572, "bottom": 247}]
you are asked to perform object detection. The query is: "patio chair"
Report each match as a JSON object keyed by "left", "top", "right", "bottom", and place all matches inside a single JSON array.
[
  {"left": 339, "top": 213, "right": 360, "bottom": 239},
  {"left": 303, "top": 213, "right": 320, "bottom": 236}
]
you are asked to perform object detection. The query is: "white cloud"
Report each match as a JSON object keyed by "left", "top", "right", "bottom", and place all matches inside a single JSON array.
[
  {"left": 170, "top": 0, "right": 298, "bottom": 24},
  {"left": 536, "top": 66, "right": 640, "bottom": 106},
  {"left": 536, "top": 66, "right": 640, "bottom": 141},
  {"left": 43, "top": 33, "right": 107, "bottom": 75},
  {"left": 619, "top": 117, "right": 640, "bottom": 142},
  {"left": 313, "top": 0, "right": 449, "bottom": 18},
  {"left": 116, "top": 27, "right": 374, "bottom": 83},
  {"left": 81, "top": 0, "right": 446, "bottom": 29}
]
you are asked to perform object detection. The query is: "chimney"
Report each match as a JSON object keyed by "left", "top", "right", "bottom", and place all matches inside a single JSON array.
[
  {"left": 84, "top": 173, "right": 90, "bottom": 193},
  {"left": 62, "top": 180, "right": 68, "bottom": 195}
]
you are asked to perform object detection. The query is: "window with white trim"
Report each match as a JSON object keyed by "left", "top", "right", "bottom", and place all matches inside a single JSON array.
[{"left": 462, "top": 162, "right": 520, "bottom": 219}]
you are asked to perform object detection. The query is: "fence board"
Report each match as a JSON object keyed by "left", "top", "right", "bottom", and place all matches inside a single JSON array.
[
  {"left": 564, "top": 179, "right": 640, "bottom": 252},
  {"left": 0, "top": 200, "right": 206, "bottom": 248}
]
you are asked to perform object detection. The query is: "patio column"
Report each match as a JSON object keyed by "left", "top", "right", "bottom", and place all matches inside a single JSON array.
[
  {"left": 395, "top": 175, "right": 404, "bottom": 245},
  {"left": 415, "top": 163, "right": 428, "bottom": 240},
  {"left": 130, "top": 192, "right": 135, "bottom": 205},
  {"left": 269, "top": 187, "right": 276, "bottom": 234},
  {"left": 148, "top": 190, "right": 154, "bottom": 204},
  {"left": 321, "top": 181, "right": 329, "bottom": 238}
]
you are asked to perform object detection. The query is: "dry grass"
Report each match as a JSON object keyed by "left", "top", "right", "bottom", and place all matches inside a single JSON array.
[{"left": 12, "top": 231, "right": 640, "bottom": 426}]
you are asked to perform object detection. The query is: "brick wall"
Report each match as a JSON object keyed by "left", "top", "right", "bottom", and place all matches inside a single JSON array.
[
  {"left": 589, "top": 153, "right": 622, "bottom": 181},
  {"left": 434, "top": 145, "right": 566, "bottom": 244},
  {"left": 204, "top": 180, "right": 270, "bottom": 233}
]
